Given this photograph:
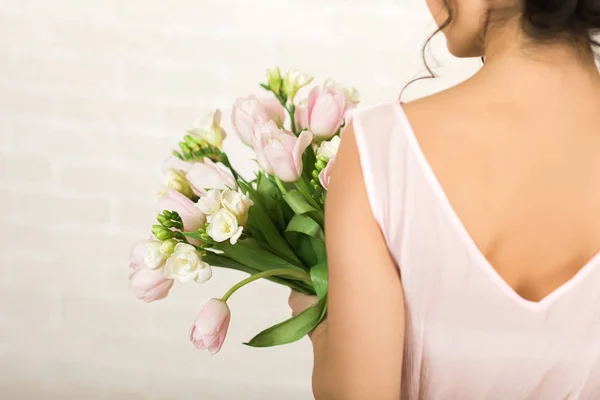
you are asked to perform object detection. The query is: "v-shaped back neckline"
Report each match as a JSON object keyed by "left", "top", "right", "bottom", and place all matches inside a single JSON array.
[{"left": 392, "top": 101, "right": 600, "bottom": 312}]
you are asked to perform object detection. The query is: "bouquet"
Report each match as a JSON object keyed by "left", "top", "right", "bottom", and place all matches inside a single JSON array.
[{"left": 128, "top": 67, "right": 359, "bottom": 354}]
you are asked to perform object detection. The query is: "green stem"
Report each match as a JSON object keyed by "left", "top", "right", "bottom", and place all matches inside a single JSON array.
[
  {"left": 274, "top": 176, "right": 288, "bottom": 194},
  {"left": 288, "top": 104, "right": 298, "bottom": 135},
  {"left": 222, "top": 154, "right": 248, "bottom": 187},
  {"left": 221, "top": 268, "right": 312, "bottom": 302},
  {"left": 295, "top": 179, "right": 322, "bottom": 212}
]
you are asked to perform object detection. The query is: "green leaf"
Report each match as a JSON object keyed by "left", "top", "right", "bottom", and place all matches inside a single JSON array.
[
  {"left": 310, "top": 262, "right": 328, "bottom": 300},
  {"left": 283, "top": 190, "right": 316, "bottom": 215},
  {"left": 246, "top": 199, "right": 302, "bottom": 265},
  {"left": 256, "top": 173, "right": 288, "bottom": 232},
  {"left": 302, "top": 146, "right": 318, "bottom": 183},
  {"left": 203, "top": 253, "right": 314, "bottom": 295},
  {"left": 245, "top": 297, "right": 327, "bottom": 347},
  {"left": 284, "top": 215, "right": 327, "bottom": 268},
  {"left": 217, "top": 238, "right": 306, "bottom": 274},
  {"left": 286, "top": 214, "right": 323, "bottom": 240}
]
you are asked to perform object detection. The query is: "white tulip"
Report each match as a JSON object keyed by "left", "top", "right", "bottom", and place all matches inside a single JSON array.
[
  {"left": 163, "top": 169, "right": 193, "bottom": 198},
  {"left": 143, "top": 241, "right": 168, "bottom": 270},
  {"left": 207, "top": 209, "right": 244, "bottom": 245},
  {"left": 164, "top": 243, "right": 212, "bottom": 284},
  {"left": 188, "top": 109, "right": 227, "bottom": 149},
  {"left": 283, "top": 69, "right": 313, "bottom": 100},
  {"left": 317, "top": 136, "right": 341, "bottom": 160},
  {"left": 196, "top": 189, "right": 222, "bottom": 218},
  {"left": 324, "top": 78, "right": 360, "bottom": 104},
  {"left": 220, "top": 189, "right": 254, "bottom": 226}
]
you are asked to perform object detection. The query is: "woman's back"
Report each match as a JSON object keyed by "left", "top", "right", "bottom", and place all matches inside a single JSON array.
[
  {"left": 404, "top": 66, "right": 600, "bottom": 303},
  {"left": 351, "top": 95, "right": 600, "bottom": 398}
]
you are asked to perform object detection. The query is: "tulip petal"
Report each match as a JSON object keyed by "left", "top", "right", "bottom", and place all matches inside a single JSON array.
[{"left": 292, "top": 131, "right": 313, "bottom": 179}]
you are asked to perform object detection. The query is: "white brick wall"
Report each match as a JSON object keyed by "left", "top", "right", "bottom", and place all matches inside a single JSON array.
[{"left": 0, "top": 1, "right": 479, "bottom": 399}]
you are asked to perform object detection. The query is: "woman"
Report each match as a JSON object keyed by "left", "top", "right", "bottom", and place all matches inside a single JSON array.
[{"left": 289, "top": 0, "right": 600, "bottom": 399}]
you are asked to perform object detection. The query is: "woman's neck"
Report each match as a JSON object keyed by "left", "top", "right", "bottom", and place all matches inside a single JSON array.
[{"left": 470, "top": 24, "right": 600, "bottom": 101}]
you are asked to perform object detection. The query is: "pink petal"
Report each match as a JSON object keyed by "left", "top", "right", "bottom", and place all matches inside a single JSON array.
[
  {"left": 310, "top": 94, "right": 344, "bottom": 137},
  {"left": 264, "top": 144, "right": 297, "bottom": 182},
  {"left": 292, "top": 131, "right": 313, "bottom": 178}
]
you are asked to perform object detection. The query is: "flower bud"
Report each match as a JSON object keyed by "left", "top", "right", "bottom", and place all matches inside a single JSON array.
[
  {"left": 266, "top": 67, "right": 283, "bottom": 94},
  {"left": 160, "top": 239, "right": 177, "bottom": 256},
  {"left": 163, "top": 169, "right": 193, "bottom": 198},
  {"left": 283, "top": 69, "right": 313, "bottom": 101},
  {"left": 152, "top": 225, "right": 173, "bottom": 241}
]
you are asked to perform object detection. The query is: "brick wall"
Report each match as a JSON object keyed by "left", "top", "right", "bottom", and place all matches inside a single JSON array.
[{"left": 0, "top": 1, "right": 479, "bottom": 399}]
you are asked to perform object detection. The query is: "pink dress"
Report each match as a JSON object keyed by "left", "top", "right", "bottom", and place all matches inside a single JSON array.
[{"left": 351, "top": 101, "right": 600, "bottom": 399}]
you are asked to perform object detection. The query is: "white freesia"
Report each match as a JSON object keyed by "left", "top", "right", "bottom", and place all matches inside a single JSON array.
[
  {"left": 324, "top": 78, "right": 360, "bottom": 104},
  {"left": 220, "top": 189, "right": 254, "bottom": 226},
  {"left": 283, "top": 69, "right": 313, "bottom": 100},
  {"left": 207, "top": 209, "right": 244, "bottom": 245},
  {"left": 188, "top": 109, "right": 227, "bottom": 149},
  {"left": 144, "top": 241, "right": 168, "bottom": 270},
  {"left": 317, "top": 136, "right": 341, "bottom": 160},
  {"left": 196, "top": 189, "right": 222, "bottom": 217},
  {"left": 164, "top": 243, "right": 212, "bottom": 283},
  {"left": 163, "top": 169, "right": 193, "bottom": 198}
]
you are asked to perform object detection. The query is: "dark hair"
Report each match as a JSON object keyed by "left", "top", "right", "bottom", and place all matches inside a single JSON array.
[
  {"left": 524, "top": 0, "right": 600, "bottom": 45},
  {"left": 400, "top": 0, "right": 600, "bottom": 98}
]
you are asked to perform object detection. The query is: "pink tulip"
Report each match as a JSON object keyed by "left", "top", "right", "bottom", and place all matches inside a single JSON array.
[
  {"left": 129, "top": 241, "right": 174, "bottom": 302},
  {"left": 260, "top": 96, "right": 287, "bottom": 126},
  {"left": 253, "top": 121, "right": 313, "bottom": 182},
  {"left": 302, "top": 86, "right": 352, "bottom": 141},
  {"left": 190, "top": 298, "right": 231, "bottom": 355},
  {"left": 319, "top": 158, "right": 335, "bottom": 191},
  {"left": 294, "top": 104, "right": 306, "bottom": 132},
  {"left": 231, "top": 95, "right": 286, "bottom": 146},
  {"left": 157, "top": 188, "right": 206, "bottom": 232},
  {"left": 164, "top": 157, "right": 237, "bottom": 197}
]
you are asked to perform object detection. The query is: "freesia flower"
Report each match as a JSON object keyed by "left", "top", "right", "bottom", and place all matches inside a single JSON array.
[
  {"left": 231, "top": 95, "right": 286, "bottom": 146},
  {"left": 302, "top": 86, "right": 351, "bottom": 141},
  {"left": 143, "top": 240, "right": 168, "bottom": 270},
  {"left": 220, "top": 189, "right": 254, "bottom": 226},
  {"left": 188, "top": 109, "right": 227, "bottom": 149},
  {"left": 253, "top": 121, "right": 313, "bottom": 182},
  {"left": 283, "top": 69, "right": 313, "bottom": 101},
  {"left": 206, "top": 208, "right": 244, "bottom": 244},
  {"left": 196, "top": 189, "right": 222, "bottom": 218},
  {"left": 164, "top": 243, "right": 212, "bottom": 283},
  {"left": 316, "top": 136, "right": 341, "bottom": 160},
  {"left": 157, "top": 188, "right": 206, "bottom": 232},
  {"left": 190, "top": 298, "right": 231, "bottom": 355},
  {"left": 129, "top": 240, "right": 173, "bottom": 302},
  {"left": 162, "top": 169, "right": 193, "bottom": 198}
]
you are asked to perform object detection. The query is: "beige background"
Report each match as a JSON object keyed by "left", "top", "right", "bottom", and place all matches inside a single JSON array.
[{"left": 0, "top": 1, "right": 479, "bottom": 399}]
